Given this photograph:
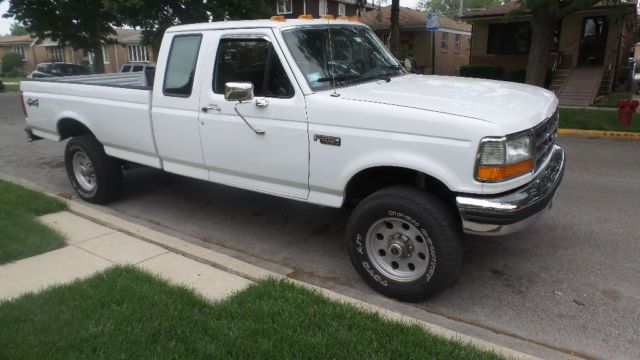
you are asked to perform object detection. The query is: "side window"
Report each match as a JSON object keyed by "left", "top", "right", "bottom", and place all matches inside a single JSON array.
[
  {"left": 163, "top": 34, "right": 202, "bottom": 97},
  {"left": 122, "top": 65, "right": 131, "bottom": 72},
  {"left": 213, "top": 38, "right": 294, "bottom": 99}
]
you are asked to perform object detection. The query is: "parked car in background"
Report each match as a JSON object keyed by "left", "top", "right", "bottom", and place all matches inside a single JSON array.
[
  {"left": 119, "top": 63, "right": 155, "bottom": 73},
  {"left": 30, "top": 63, "right": 92, "bottom": 78}
]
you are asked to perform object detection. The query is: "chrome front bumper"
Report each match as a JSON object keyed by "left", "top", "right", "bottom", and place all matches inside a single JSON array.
[{"left": 456, "top": 145, "right": 565, "bottom": 236}]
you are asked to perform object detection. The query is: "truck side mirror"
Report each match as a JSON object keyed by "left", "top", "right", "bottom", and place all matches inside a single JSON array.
[{"left": 224, "top": 82, "right": 254, "bottom": 102}]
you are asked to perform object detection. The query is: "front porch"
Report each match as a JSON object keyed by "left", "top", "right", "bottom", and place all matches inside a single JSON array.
[{"left": 463, "top": 2, "right": 637, "bottom": 106}]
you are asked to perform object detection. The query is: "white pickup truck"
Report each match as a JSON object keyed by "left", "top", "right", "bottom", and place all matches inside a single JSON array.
[{"left": 20, "top": 18, "right": 565, "bottom": 301}]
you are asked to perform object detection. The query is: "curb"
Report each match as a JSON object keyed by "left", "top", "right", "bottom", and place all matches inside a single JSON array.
[
  {"left": 0, "top": 173, "right": 580, "bottom": 360},
  {"left": 559, "top": 128, "right": 640, "bottom": 140}
]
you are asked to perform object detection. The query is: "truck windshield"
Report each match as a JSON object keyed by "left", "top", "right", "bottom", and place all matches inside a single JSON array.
[{"left": 282, "top": 25, "right": 406, "bottom": 91}]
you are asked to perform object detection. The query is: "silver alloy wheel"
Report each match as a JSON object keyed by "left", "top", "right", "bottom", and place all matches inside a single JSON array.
[
  {"left": 365, "top": 217, "right": 430, "bottom": 282},
  {"left": 72, "top": 150, "right": 97, "bottom": 192}
]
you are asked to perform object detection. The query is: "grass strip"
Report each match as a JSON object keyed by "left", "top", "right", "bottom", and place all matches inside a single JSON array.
[
  {"left": 0, "top": 266, "right": 503, "bottom": 360},
  {"left": 592, "top": 92, "right": 632, "bottom": 108},
  {"left": 0, "top": 180, "right": 67, "bottom": 264},
  {"left": 559, "top": 108, "right": 640, "bottom": 133}
]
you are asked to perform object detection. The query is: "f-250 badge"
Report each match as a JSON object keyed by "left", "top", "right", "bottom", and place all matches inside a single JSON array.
[
  {"left": 26, "top": 98, "right": 39, "bottom": 107},
  {"left": 313, "top": 134, "right": 341, "bottom": 146}
]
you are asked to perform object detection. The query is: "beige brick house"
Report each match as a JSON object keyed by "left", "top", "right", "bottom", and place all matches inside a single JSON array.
[
  {"left": 462, "top": 1, "right": 637, "bottom": 106},
  {"left": 361, "top": 6, "right": 472, "bottom": 76},
  {"left": 0, "top": 28, "right": 155, "bottom": 75}
]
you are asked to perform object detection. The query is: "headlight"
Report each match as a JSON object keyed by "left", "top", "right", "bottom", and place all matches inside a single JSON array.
[{"left": 476, "top": 134, "right": 533, "bottom": 182}]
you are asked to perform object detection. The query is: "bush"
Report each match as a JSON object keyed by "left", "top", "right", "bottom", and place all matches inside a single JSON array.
[
  {"left": 506, "top": 68, "right": 527, "bottom": 83},
  {"left": 1, "top": 52, "right": 23, "bottom": 74},
  {"left": 500, "top": 68, "right": 555, "bottom": 89},
  {"left": 459, "top": 65, "right": 503, "bottom": 80},
  {"left": 0, "top": 72, "right": 5, "bottom": 77},
  {"left": 5, "top": 71, "right": 19, "bottom": 78}
]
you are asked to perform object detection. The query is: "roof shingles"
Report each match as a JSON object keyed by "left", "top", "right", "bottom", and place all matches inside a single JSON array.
[{"left": 360, "top": 5, "right": 471, "bottom": 32}]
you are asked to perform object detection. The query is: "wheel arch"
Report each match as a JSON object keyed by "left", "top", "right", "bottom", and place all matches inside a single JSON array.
[
  {"left": 57, "top": 115, "right": 94, "bottom": 141},
  {"left": 343, "top": 165, "right": 457, "bottom": 215}
]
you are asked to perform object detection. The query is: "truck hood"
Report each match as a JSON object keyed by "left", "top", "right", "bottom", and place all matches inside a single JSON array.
[{"left": 336, "top": 74, "right": 558, "bottom": 133}]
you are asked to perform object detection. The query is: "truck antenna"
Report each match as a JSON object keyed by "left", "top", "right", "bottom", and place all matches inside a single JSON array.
[{"left": 327, "top": 24, "right": 340, "bottom": 97}]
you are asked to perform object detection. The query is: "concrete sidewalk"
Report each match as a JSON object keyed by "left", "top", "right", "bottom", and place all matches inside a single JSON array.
[{"left": 0, "top": 211, "right": 252, "bottom": 301}]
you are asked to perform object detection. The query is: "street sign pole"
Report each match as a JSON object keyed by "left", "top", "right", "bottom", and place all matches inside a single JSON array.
[
  {"left": 431, "top": 32, "right": 436, "bottom": 75},
  {"left": 426, "top": 12, "right": 439, "bottom": 75}
]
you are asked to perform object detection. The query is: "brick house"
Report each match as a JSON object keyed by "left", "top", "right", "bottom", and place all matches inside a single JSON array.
[
  {"left": 360, "top": 6, "right": 471, "bottom": 76},
  {"left": 0, "top": 28, "right": 155, "bottom": 75},
  {"left": 462, "top": 1, "right": 637, "bottom": 106},
  {"left": 269, "top": 0, "right": 375, "bottom": 18}
]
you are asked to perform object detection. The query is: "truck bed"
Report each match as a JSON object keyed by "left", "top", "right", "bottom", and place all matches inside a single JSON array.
[
  {"left": 21, "top": 73, "right": 160, "bottom": 169},
  {"left": 32, "top": 72, "right": 152, "bottom": 89}
]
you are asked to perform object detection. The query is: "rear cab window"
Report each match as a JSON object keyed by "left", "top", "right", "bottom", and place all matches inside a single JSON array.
[{"left": 163, "top": 34, "right": 203, "bottom": 97}]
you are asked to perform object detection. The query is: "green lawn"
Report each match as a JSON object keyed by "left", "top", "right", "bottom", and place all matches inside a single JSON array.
[
  {"left": 593, "top": 92, "right": 633, "bottom": 108},
  {"left": 0, "top": 77, "right": 22, "bottom": 92},
  {"left": 559, "top": 108, "right": 640, "bottom": 132},
  {"left": 0, "top": 180, "right": 67, "bottom": 264},
  {"left": 0, "top": 266, "right": 503, "bottom": 360}
]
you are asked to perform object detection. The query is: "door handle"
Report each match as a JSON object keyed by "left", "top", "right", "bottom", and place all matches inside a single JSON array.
[
  {"left": 201, "top": 104, "right": 221, "bottom": 113},
  {"left": 255, "top": 98, "right": 269, "bottom": 108}
]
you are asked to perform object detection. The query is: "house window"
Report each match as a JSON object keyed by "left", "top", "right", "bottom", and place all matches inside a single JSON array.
[
  {"left": 47, "top": 47, "right": 65, "bottom": 62},
  {"left": 128, "top": 44, "right": 148, "bottom": 62},
  {"left": 487, "top": 22, "right": 531, "bottom": 55},
  {"left": 89, "top": 45, "right": 109, "bottom": 64},
  {"left": 12, "top": 46, "right": 26, "bottom": 59},
  {"left": 319, "top": 0, "right": 327, "bottom": 16},
  {"left": 440, "top": 32, "right": 448, "bottom": 51},
  {"left": 277, "top": 0, "right": 292, "bottom": 15},
  {"left": 338, "top": 3, "right": 346, "bottom": 16},
  {"left": 454, "top": 34, "right": 461, "bottom": 53}
]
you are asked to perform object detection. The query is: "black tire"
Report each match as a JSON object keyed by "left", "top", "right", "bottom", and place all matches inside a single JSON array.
[
  {"left": 346, "top": 185, "right": 463, "bottom": 302},
  {"left": 64, "top": 135, "right": 122, "bottom": 204}
]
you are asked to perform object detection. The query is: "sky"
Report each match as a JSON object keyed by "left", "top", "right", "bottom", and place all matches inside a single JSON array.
[{"left": 0, "top": 0, "right": 421, "bottom": 36}]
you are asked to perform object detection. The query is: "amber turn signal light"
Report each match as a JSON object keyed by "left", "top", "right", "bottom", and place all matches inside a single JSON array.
[
  {"left": 477, "top": 159, "right": 533, "bottom": 181},
  {"left": 270, "top": 15, "right": 286, "bottom": 21}
]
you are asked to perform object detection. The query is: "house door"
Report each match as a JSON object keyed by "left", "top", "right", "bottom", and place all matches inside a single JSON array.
[{"left": 579, "top": 16, "right": 608, "bottom": 66}]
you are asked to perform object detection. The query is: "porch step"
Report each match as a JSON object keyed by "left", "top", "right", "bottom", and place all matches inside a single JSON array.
[{"left": 557, "top": 67, "right": 605, "bottom": 106}]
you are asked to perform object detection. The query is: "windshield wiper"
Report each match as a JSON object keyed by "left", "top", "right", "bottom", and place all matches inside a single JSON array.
[{"left": 316, "top": 73, "right": 362, "bottom": 83}]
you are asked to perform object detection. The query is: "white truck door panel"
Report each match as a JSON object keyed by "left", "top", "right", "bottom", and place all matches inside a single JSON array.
[
  {"left": 198, "top": 30, "right": 309, "bottom": 199},
  {"left": 152, "top": 33, "right": 208, "bottom": 180}
]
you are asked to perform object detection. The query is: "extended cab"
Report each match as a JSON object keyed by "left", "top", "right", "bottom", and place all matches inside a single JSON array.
[{"left": 20, "top": 18, "right": 565, "bottom": 301}]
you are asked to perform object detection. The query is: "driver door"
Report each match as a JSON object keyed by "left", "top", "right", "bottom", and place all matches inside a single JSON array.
[{"left": 198, "top": 30, "right": 309, "bottom": 200}]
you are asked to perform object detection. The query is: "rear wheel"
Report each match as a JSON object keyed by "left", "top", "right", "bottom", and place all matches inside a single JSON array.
[
  {"left": 65, "top": 135, "right": 122, "bottom": 204},
  {"left": 346, "top": 185, "right": 463, "bottom": 302}
]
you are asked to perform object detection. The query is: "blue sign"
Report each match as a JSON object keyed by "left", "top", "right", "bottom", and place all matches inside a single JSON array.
[{"left": 426, "top": 13, "right": 439, "bottom": 31}]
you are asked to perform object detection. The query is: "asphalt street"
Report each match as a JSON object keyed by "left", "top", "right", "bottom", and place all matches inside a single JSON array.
[{"left": 1, "top": 92, "right": 639, "bottom": 359}]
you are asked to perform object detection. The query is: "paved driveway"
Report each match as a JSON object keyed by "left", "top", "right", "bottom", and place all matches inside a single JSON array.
[{"left": 1, "top": 92, "right": 639, "bottom": 359}]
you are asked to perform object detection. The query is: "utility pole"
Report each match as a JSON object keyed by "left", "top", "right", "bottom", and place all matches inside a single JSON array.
[{"left": 459, "top": 0, "right": 463, "bottom": 18}]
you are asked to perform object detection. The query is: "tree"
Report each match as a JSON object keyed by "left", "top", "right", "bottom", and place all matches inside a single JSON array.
[
  {"left": 2, "top": 0, "right": 120, "bottom": 73},
  {"left": 389, "top": 0, "right": 400, "bottom": 57},
  {"left": 417, "top": 0, "right": 501, "bottom": 19},
  {"left": 106, "top": 0, "right": 271, "bottom": 54},
  {"left": 9, "top": 22, "right": 28, "bottom": 36},
  {"left": 1, "top": 52, "right": 24, "bottom": 74}
]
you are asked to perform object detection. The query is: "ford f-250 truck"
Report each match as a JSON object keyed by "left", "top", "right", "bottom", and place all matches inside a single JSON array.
[{"left": 20, "top": 18, "right": 565, "bottom": 301}]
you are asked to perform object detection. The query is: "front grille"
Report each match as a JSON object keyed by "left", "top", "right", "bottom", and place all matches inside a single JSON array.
[{"left": 533, "top": 110, "right": 559, "bottom": 170}]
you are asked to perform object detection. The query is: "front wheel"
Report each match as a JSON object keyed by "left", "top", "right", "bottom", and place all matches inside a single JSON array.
[
  {"left": 346, "top": 186, "right": 464, "bottom": 302},
  {"left": 65, "top": 135, "right": 122, "bottom": 204}
]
